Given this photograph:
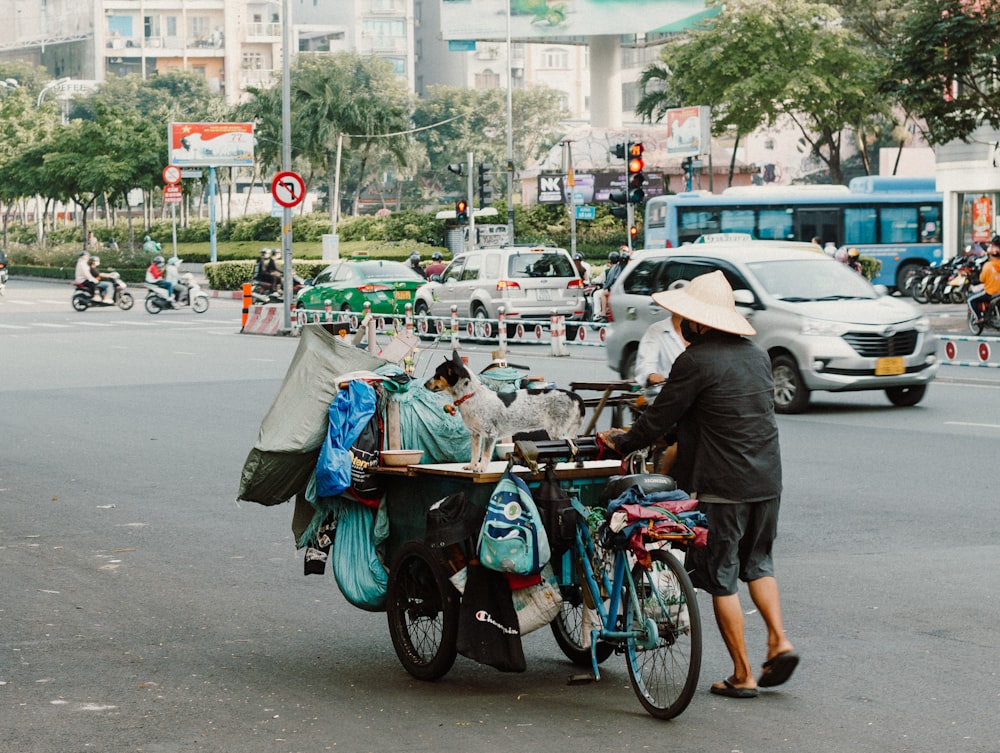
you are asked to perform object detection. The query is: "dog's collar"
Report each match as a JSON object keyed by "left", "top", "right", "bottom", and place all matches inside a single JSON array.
[{"left": 453, "top": 391, "right": 477, "bottom": 407}]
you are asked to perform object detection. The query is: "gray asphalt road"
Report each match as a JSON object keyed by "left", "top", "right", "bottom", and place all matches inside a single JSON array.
[{"left": 2, "top": 280, "right": 999, "bottom": 752}]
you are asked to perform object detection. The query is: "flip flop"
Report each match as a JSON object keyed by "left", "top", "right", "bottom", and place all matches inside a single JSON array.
[
  {"left": 710, "top": 678, "right": 759, "bottom": 699},
  {"left": 758, "top": 651, "right": 800, "bottom": 688}
]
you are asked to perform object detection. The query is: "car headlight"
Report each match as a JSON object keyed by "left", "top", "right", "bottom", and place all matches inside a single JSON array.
[
  {"left": 799, "top": 317, "right": 849, "bottom": 337},
  {"left": 912, "top": 316, "right": 930, "bottom": 333}
]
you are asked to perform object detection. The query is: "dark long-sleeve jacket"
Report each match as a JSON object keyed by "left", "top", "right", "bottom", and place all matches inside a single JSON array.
[{"left": 616, "top": 331, "right": 782, "bottom": 502}]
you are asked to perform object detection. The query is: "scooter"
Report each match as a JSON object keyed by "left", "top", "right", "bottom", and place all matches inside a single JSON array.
[
  {"left": 0, "top": 249, "right": 8, "bottom": 295},
  {"left": 145, "top": 271, "right": 210, "bottom": 314},
  {"left": 968, "top": 293, "right": 1000, "bottom": 335},
  {"left": 71, "top": 271, "right": 134, "bottom": 311},
  {"left": 251, "top": 275, "right": 305, "bottom": 305}
]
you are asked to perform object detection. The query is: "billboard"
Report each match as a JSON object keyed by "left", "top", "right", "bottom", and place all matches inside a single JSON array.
[
  {"left": 168, "top": 122, "right": 255, "bottom": 167},
  {"left": 441, "top": 0, "right": 711, "bottom": 41},
  {"left": 665, "top": 106, "right": 710, "bottom": 157}
]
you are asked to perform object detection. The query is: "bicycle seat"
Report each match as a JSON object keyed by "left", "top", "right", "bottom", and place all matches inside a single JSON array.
[{"left": 598, "top": 473, "right": 677, "bottom": 506}]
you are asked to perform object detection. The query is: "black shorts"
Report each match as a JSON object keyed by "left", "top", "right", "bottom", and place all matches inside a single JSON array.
[{"left": 688, "top": 497, "right": 780, "bottom": 596}]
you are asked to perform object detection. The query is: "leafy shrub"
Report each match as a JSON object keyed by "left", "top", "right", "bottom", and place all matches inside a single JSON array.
[
  {"left": 203, "top": 259, "right": 326, "bottom": 290},
  {"left": 229, "top": 213, "right": 281, "bottom": 242}
]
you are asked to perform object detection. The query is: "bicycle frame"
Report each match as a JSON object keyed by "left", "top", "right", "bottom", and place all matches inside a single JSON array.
[{"left": 558, "top": 510, "right": 660, "bottom": 680}]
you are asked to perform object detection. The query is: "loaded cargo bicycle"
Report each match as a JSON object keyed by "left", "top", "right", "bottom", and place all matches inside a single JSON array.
[{"left": 238, "top": 323, "right": 704, "bottom": 720}]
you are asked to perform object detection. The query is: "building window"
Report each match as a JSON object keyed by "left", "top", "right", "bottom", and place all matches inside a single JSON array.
[
  {"left": 541, "top": 48, "right": 568, "bottom": 69},
  {"left": 242, "top": 52, "right": 263, "bottom": 70},
  {"left": 475, "top": 68, "right": 501, "bottom": 89}
]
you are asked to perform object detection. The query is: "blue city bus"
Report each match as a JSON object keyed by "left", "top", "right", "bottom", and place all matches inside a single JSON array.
[{"left": 642, "top": 176, "right": 943, "bottom": 291}]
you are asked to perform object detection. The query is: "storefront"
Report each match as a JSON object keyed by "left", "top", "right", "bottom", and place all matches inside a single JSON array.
[{"left": 936, "top": 125, "right": 1000, "bottom": 257}]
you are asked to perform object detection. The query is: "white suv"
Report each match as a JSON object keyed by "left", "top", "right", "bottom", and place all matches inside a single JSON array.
[
  {"left": 605, "top": 241, "right": 939, "bottom": 413},
  {"left": 413, "top": 246, "right": 585, "bottom": 327}
]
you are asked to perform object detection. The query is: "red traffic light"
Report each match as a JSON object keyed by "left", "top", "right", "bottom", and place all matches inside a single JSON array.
[
  {"left": 628, "top": 143, "right": 644, "bottom": 174},
  {"left": 629, "top": 225, "right": 638, "bottom": 242},
  {"left": 455, "top": 199, "right": 468, "bottom": 221}
]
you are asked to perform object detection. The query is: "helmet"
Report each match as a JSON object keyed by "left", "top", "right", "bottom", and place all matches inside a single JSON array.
[
  {"left": 619, "top": 250, "right": 631, "bottom": 262},
  {"left": 409, "top": 252, "right": 420, "bottom": 263},
  {"left": 573, "top": 252, "right": 583, "bottom": 261},
  {"left": 609, "top": 250, "right": 621, "bottom": 264},
  {"left": 90, "top": 256, "right": 100, "bottom": 265},
  {"left": 834, "top": 248, "right": 848, "bottom": 263},
  {"left": 991, "top": 235, "right": 1000, "bottom": 247},
  {"left": 153, "top": 255, "right": 165, "bottom": 265},
  {"left": 79, "top": 250, "right": 89, "bottom": 257},
  {"left": 260, "top": 248, "right": 271, "bottom": 257},
  {"left": 847, "top": 247, "right": 859, "bottom": 259},
  {"left": 432, "top": 252, "right": 443, "bottom": 260}
]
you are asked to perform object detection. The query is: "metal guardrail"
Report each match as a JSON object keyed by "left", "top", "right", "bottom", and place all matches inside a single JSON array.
[{"left": 292, "top": 302, "right": 607, "bottom": 353}]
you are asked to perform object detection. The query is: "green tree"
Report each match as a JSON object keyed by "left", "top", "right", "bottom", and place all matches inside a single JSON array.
[
  {"left": 884, "top": 0, "right": 1000, "bottom": 145},
  {"left": 292, "top": 53, "right": 413, "bottom": 224},
  {"left": 637, "top": 0, "right": 892, "bottom": 184},
  {"left": 412, "top": 86, "right": 568, "bottom": 202}
]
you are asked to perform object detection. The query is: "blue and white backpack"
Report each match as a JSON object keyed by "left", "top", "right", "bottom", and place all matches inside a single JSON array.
[{"left": 478, "top": 468, "right": 550, "bottom": 576}]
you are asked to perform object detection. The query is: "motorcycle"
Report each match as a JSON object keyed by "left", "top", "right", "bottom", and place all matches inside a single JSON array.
[
  {"left": 145, "top": 271, "right": 209, "bottom": 314},
  {"left": 251, "top": 275, "right": 305, "bottom": 305},
  {"left": 71, "top": 271, "right": 134, "bottom": 311},
  {"left": 968, "top": 294, "right": 1000, "bottom": 335},
  {"left": 0, "top": 256, "right": 7, "bottom": 296}
]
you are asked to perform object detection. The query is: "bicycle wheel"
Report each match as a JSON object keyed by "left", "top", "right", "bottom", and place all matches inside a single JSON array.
[
  {"left": 386, "top": 540, "right": 459, "bottom": 681},
  {"left": 550, "top": 582, "right": 615, "bottom": 667},
  {"left": 623, "top": 548, "right": 702, "bottom": 720}
]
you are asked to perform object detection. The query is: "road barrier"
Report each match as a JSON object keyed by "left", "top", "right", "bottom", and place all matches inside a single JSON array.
[
  {"left": 288, "top": 302, "right": 607, "bottom": 353},
  {"left": 241, "top": 283, "right": 252, "bottom": 328},
  {"left": 241, "top": 304, "right": 282, "bottom": 335},
  {"left": 938, "top": 334, "right": 1000, "bottom": 368}
]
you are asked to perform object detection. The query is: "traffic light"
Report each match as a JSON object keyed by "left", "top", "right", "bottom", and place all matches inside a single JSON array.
[
  {"left": 455, "top": 199, "right": 468, "bottom": 223},
  {"left": 447, "top": 163, "right": 464, "bottom": 177},
  {"left": 628, "top": 142, "right": 645, "bottom": 205},
  {"left": 629, "top": 225, "right": 639, "bottom": 244},
  {"left": 611, "top": 142, "right": 627, "bottom": 161},
  {"left": 608, "top": 188, "right": 628, "bottom": 220},
  {"left": 478, "top": 162, "right": 494, "bottom": 206}
]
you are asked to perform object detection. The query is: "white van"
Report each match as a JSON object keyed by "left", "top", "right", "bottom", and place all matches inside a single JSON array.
[{"left": 605, "top": 241, "right": 939, "bottom": 413}]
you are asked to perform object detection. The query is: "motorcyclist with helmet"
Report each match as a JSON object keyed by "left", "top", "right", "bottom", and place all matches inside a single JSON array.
[
  {"left": 968, "top": 235, "right": 1000, "bottom": 326},
  {"left": 593, "top": 246, "right": 629, "bottom": 321},
  {"left": 573, "top": 252, "right": 591, "bottom": 283},
  {"left": 424, "top": 251, "right": 446, "bottom": 279},
  {"left": 145, "top": 255, "right": 175, "bottom": 303},
  {"left": 408, "top": 251, "right": 426, "bottom": 279},
  {"left": 88, "top": 255, "right": 114, "bottom": 303},
  {"left": 75, "top": 250, "right": 108, "bottom": 303}
]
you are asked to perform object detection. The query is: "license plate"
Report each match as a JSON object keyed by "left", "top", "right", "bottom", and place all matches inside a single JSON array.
[
  {"left": 536, "top": 289, "right": 552, "bottom": 301},
  {"left": 875, "top": 356, "right": 905, "bottom": 376},
  {"left": 394, "top": 290, "right": 411, "bottom": 300}
]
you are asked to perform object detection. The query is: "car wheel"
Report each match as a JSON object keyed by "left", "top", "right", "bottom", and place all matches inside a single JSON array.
[
  {"left": 885, "top": 385, "right": 926, "bottom": 407},
  {"left": 771, "top": 355, "right": 809, "bottom": 414},
  {"left": 471, "top": 305, "right": 493, "bottom": 339},
  {"left": 620, "top": 347, "right": 638, "bottom": 382}
]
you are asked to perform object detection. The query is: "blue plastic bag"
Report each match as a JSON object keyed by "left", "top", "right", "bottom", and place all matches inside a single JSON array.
[
  {"left": 332, "top": 501, "right": 388, "bottom": 612},
  {"left": 315, "top": 381, "right": 377, "bottom": 498}
]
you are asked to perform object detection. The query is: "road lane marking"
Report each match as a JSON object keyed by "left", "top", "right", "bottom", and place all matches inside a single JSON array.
[
  {"left": 34, "top": 322, "right": 73, "bottom": 328},
  {"left": 0, "top": 323, "right": 30, "bottom": 329},
  {"left": 945, "top": 421, "right": 1000, "bottom": 429}
]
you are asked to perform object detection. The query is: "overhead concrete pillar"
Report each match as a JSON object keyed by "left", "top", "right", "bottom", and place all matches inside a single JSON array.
[{"left": 589, "top": 35, "right": 622, "bottom": 129}]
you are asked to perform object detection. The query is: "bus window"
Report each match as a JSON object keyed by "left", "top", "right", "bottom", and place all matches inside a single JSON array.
[
  {"left": 919, "top": 205, "right": 941, "bottom": 242},
  {"left": 679, "top": 209, "right": 720, "bottom": 244},
  {"left": 879, "top": 206, "right": 919, "bottom": 243},
  {"left": 844, "top": 207, "right": 877, "bottom": 244},
  {"left": 757, "top": 209, "right": 793, "bottom": 240},
  {"left": 721, "top": 209, "right": 756, "bottom": 236}
]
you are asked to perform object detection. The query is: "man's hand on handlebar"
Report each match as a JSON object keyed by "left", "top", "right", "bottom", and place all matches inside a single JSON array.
[{"left": 597, "top": 428, "right": 628, "bottom": 455}]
